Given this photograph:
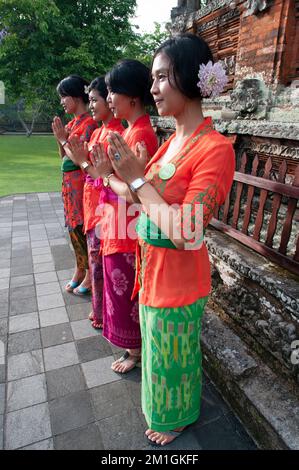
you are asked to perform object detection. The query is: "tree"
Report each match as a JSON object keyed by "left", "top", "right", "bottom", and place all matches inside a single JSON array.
[
  {"left": 0, "top": 0, "right": 138, "bottom": 133},
  {"left": 123, "top": 22, "right": 169, "bottom": 67}
]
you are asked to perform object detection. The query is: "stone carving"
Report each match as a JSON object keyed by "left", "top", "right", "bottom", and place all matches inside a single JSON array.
[
  {"left": 244, "top": 0, "right": 271, "bottom": 16},
  {"left": 194, "top": 0, "right": 233, "bottom": 20},
  {"left": 223, "top": 55, "right": 236, "bottom": 77},
  {"left": 230, "top": 79, "right": 269, "bottom": 119},
  {"left": 197, "top": 8, "right": 239, "bottom": 33},
  {"left": 171, "top": 0, "right": 232, "bottom": 29},
  {"left": 245, "top": 141, "right": 299, "bottom": 161},
  {"left": 152, "top": 114, "right": 299, "bottom": 141},
  {"left": 215, "top": 119, "right": 299, "bottom": 140}
]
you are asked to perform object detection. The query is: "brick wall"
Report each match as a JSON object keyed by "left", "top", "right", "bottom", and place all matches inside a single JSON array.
[
  {"left": 185, "top": 1, "right": 299, "bottom": 89},
  {"left": 235, "top": 0, "right": 298, "bottom": 87}
]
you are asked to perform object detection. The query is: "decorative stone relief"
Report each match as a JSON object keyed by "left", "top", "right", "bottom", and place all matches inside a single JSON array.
[
  {"left": 152, "top": 115, "right": 299, "bottom": 142},
  {"left": 223, "top": 55, "right": 236, "bottom": 77},
  {"left": 197, "top": 8, "right": 239, "bottom": 33},
  {"left": 214, "top": 119, "right": 299, "bottom": 140},
  {"left": 171, "top": 0, "right": 232, "bottom": 31},
  {"left": 230, "top": 79, "right": 269, "bottom": 119},
  {"left": 244, "top": 0, "right": 271, "bottom": 16},
  {"left": 244, "top": 141, "right": 299, "bottom": 161}
]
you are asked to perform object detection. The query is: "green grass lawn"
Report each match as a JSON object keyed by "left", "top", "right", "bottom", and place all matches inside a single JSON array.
[{"left": 0, "top": 135, "right": 62, "bottom": 197}]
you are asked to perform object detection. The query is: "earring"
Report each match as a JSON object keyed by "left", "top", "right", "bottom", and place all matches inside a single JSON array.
[{"left": 130, "top": 100, "right": 136, "bottom": 107}]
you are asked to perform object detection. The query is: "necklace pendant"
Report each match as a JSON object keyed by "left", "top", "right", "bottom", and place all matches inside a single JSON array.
[{"left": 159, "top": 163, "right": 176, "bottom": 180}]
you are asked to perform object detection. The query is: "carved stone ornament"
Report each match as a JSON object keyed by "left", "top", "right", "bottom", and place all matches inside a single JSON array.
[
  {"left": 171, "top": 0, "right": 232, "bottom": 28},
  {"left": 244, "top": 0, "right": 271, "bottom": 16},
  {"left": 230, "top": 79, "right": 269, "bottom": 119}
]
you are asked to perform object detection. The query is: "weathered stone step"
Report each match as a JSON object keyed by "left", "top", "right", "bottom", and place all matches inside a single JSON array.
[{"left": 202, "top": 308, "right": 299, "bottom": 449}]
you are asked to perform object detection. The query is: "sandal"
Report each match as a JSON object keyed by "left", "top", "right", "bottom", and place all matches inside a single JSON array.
[
  {"left": 65, "top": 280, "right": 80, "bottom": 293},
  {"left": 111, "top": 350, "right": 141, "bottom": 374},
  {"left": 72, "top": 285, "right": 91, "bottom": 296}
]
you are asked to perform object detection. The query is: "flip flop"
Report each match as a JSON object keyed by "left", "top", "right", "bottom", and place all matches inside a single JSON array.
[
  {"left": 65, "top": 280, "right": 80, "bottom": 292},
  {"left": 111, "top": 350, "right": 141, "bottom": 374},
  {"left": 72, "top": 285, "right": 91, "bottom": 296}
]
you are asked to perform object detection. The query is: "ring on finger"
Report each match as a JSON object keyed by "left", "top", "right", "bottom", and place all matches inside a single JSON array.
[{"left": 114, "top": 152, "right": 121, "bottom": 161}]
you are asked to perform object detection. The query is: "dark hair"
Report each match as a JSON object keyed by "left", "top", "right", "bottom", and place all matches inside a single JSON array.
[
  {"left": 105, "top": 59, "right": 154, "bottom": 106},
  {"left": 152, "top": 33, "right": 214, "bottom": 100},
  {"left": 88, "top": 76, "right": 108, "bottom": 100},
  {"left": 56, "top": 75, "right": 89, "bottom": 104}
]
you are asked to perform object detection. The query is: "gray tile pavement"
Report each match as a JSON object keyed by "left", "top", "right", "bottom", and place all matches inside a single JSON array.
[{"left": 0, "top": 193, "right": 257, "bottom": 450}]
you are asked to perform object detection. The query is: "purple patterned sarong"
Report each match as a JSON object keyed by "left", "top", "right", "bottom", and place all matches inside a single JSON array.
[
  {"left": 102, "top": 252, "right": 141, "bottom": 349},
  {"left": 86, "top": 228, "right": 103, "bottom": 324}
]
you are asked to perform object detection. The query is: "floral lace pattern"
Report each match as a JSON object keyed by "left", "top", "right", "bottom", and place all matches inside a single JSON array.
[
  {"left": 123, "top": 253, "right": 135, "bottom": 268},
  {"left": 111, "top": 268, "right": 129, "bottom": 296}
]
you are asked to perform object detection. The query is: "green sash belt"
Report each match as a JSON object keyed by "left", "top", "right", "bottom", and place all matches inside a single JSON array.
[
  {"left": 61, "top": 156, "right": 80, "bottom": 172},
  {"left": 136, "top": 212, "right": 177, "bottom": 249},
  {"left": 136, "top": 212, "right": 205, "bottom": 250}
]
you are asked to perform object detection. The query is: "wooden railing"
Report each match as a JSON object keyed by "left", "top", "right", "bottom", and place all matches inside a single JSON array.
[
  {"left": 154, "top": 126, "right": 299, "bottom": 276},
  {"left": 211, "top": 153, "right": 299, "bottom": 276}
]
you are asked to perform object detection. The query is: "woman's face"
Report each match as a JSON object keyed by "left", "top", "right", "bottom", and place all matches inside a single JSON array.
[
  {"left": 106, "top": 89, "right": 132, "bottom": 120},
  {"left": 89, "top": 89, "right": 110, "bottom": 121},
  {"left": 151, "top": 53, "right": 187, "bottom": 117},
  {"left": 60, "top": 95, "right": 78, "bottom": 114}
]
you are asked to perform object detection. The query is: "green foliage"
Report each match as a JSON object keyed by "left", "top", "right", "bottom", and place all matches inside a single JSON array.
[
  {"left": 123, "top": 22, "right": 169, "bottom": 67},
  {"left": 0, "top": 0, "right": 138, "bottom": 119}
]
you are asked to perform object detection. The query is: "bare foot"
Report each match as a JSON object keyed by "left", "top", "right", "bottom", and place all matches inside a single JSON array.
[
  {"left": 91, "top": 320, "right": 103, "bottom": 329},
  {"left": 111, "top": 350, "right": 141, "bottom": 374},
  {"left": 145, "top": 426, "right": 186, "bottom": 446},
  {"left": 88, "top": 312, "right": 102, "bottom": 328},
  {"left": 88, "top": 312, "right": 94, "bottom": 321}
]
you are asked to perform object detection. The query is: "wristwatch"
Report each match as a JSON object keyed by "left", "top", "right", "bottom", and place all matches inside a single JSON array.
[
  {"left": 103, "top": 173, "right": 115, "bottom": 188},
  {"left": 129, "top": 177, "right": 148, "bottom": 193},
  {"left": 80, "top": 161, "right": 90, "bottom": 172},
  {"left": 61, "top": 140, "right": 68, "bottom": 147}
]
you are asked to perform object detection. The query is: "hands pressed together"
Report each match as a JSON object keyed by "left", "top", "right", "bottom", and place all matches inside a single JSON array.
[
  {"left": 52, "top": 116, "right": 68, "bottom": 144},
  {"left": 52, "top": 118, "right": 148, "bottom": 183},
  {"left": 106, "top": 131, "right": 148, "bottom": 184},
  {"left": 87, "top": 131, "right": 148, "bottom": 183},
  {"left": 56, "top": 128, "right": 148, "bottom": 183}
]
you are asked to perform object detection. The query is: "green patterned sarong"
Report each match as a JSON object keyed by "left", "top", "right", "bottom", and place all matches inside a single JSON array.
[{"left": 139, "top": 296, "right": 208, "bottom": 432}]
